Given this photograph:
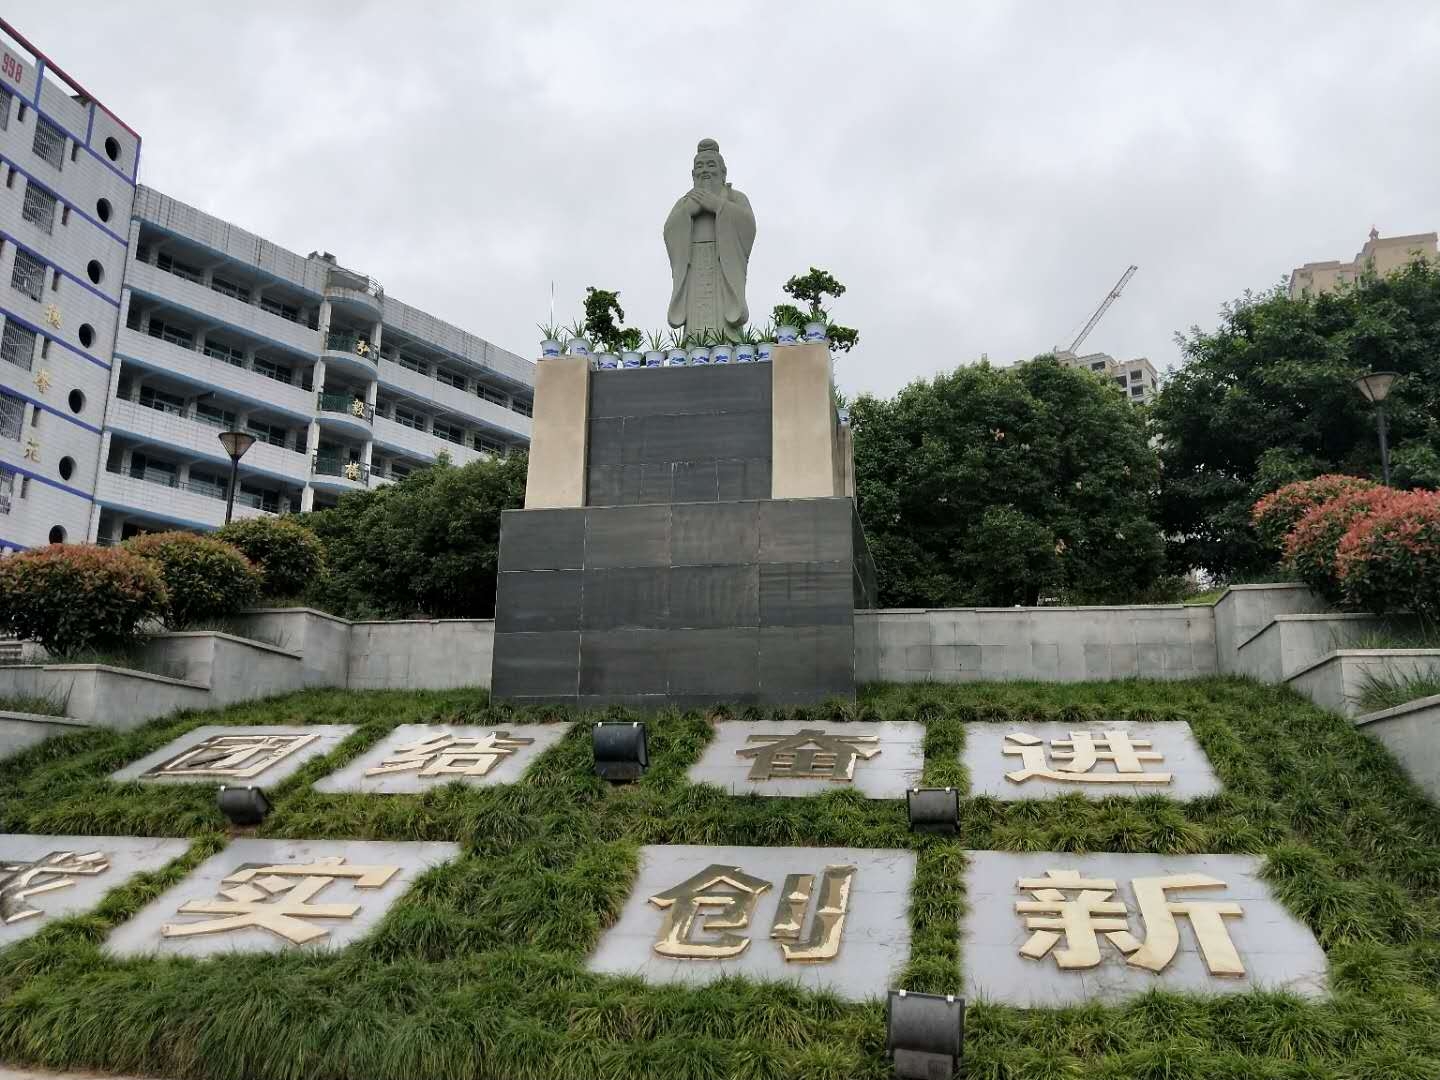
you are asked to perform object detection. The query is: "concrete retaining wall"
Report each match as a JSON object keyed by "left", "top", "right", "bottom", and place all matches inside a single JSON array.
[
  {"left": 348, "top": 619, "right": 494, "bottom": 691},
  {"left": 228, "top": 609, "right": 352, "bottom": 688},
  {"left": 1233, "top": 613, "right": 1423, "bottom": 684},
  {"left": 0, "top": 710, "right": 92, "bottom": 760},
  {"left": 1284, "top": 649, "right": 1440, "bottom": 717},
  {"left": 1214, "top": 584, "right": 1331, "bottom": 674},
  {"left": 0, "top": 664, "right": 211, "bottom": 732},
  {"left": 855, "top": 604, "right": 1217, "bottom": 683},
  {"left": 1355, "top": 693, "right": 1440, "bottom": 803}
]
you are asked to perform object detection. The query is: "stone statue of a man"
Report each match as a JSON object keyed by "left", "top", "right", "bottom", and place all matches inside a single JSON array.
[{"left": 664, "top": 138, "right": 756, "bottom": 342}]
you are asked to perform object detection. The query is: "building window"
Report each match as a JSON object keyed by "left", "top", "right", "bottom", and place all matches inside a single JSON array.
[
  {"left": 0, "top": 87, "right": 11, "bottom": 131},
  {"left": 31, "top": 116, "right": 66, "bottom": 170},
  {"left": 476, "top": 384, "right": 507, "bottom": 406},
  {"left": 391, "top": 461, "right": 412, "bottom": 480},
  {"left": 1131, "top": 385, "right": 1144, "bottom": 397},
  {"left": 393, "top": 407, "right": 423, "bottom": 431},
  {"left": 11, "top": 249, "right": 47, "bottom": 301},
  {"left": 436, "top": 369, "right": 466, "bottom": 391},
  {"left": 1091, "top": 361, "right": 1106, "bottom": 372},
  {"left": 129, "top": 453, "right": 176, "bottom": 486},
  {"left": 156, "top": 252, "right": 203, "bottom": 284},
  {"left": 21, "top": 182, "right": 58, "bottom": 234},
  {"left": 511, "top": 398, "right": 533, "bottom": 418},
  {"left": 252, "top": 357, "right": 292, "bottom": 385},
  {"left": 1130, "top": 369, "right": 1142, "bottom": 381},
  {"left": 210, "top": 275, "right": 251, "bottom": 303},
  {"left": 194, "top": 402, "right": 237, "bottom": 429},
  {"left": 138, "top": 385, "right": 185, "bottom": 415},
  {"left": 147, "top": 318, "right": 195, "bottom": 350},
  {"left": 187, "top": 471, "right": 228, "bottom": 500},
  {"left": 259, "top": 296, "right": 300, "bottom": 323},
  {"left": 474, "top": 434, "right": 505, "bottom": 455},
  {"left": 246, "top": 419, "right": 287, "bottom": 448},
  {"left": 0, "top": 466, "right": 12, "bottom": 514},
  {"left": 432, "top": 422, "right": 464, "bottom": 445},
  {"left": 1115, "top": 377, "right": 1127, "bottom": 388},
  {"left": 397, "top": 353, "right": 429, "bottom": 377},
  {"left": 203, "top": 341, "right": 245, "bottom": 367},
  {"left": 1, "top": 321, "right": 36, "bottom": 371},
  {"left": 0, "top": 390, "right": 24, "bottom": 441}
]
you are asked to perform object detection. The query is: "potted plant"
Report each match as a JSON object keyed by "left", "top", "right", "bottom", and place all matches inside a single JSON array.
[
  {"left": 564, "top": 319, "right": 591, "bottom": 358},
  {"left": 688, "top": 328, "right": 712, "bottom": 365},
  {"left": 644, "top": 330, "right": 667, "bottom": 368},
  {"left": 708, "top": 328, "right": 732, "bottom": 365},
  {"left": 756, "top": 322, "right": 777, "bottom": 362},
  {"left": 775, "top": 321, "right": 800, "bottom": 345},
  {"left": 537, "top": 321, "right": 564, "bottom": 359},
  {"left": 734, "top": 325, "right": 757, "bottom": 364},
  {"left": 803, "top": 313, "right": 828, "bottom": 343},
  {"left": 595, "top": 351, "right": 619, "bottom": 370},
  {"left": 666, "top": 330, "right": 689, "bottom": 367},
  {"left": 619, "top": 328, "right": 643, "bottom": 369}
]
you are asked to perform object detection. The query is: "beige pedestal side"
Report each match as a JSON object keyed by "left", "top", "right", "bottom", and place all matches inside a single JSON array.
[
  {"left": 835, "top": 420, "right": 855, "bottom": 498},
  {"left": 772, "top": 343, "right": 842, "bottom": 499},
  {"left": 524, "top": 355, "right": 591, "bottom": 509}
]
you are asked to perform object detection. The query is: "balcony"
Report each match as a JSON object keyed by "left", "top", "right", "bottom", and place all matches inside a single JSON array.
[
  {"left": 324, "top": 266, "right": 384, "bottom": 319},
  {"left": 370, "top": 415, "right": 482, "bottom": 467},
  {"left": 322, "top": 331, "right": 381, "bottom": 378},
  {"left": 115, "top": 327, "right": 314, "bottom": 421},
  {"left": 311, "top": 453, "right": 370, "bottom": 492},
  {"left": 95, "top": 469, "right": 272, "bottom": 531},
  {"left": 316, "top": 391, "right": 374, "bottom": 439},
  {"left": 106, "top": 398, "right": 309, "bottom": 485},
  {"left": 377, "top": 357, "right": 532, "bottom": 442},
  {"left": 125, "top": 259, "right": 320, "bottom": 358}
]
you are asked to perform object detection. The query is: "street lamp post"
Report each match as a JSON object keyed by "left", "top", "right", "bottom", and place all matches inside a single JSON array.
[
  {"left": 1352, "top": 372, "right": 1399, "bottom": 486},
  {"left": 217, "top": 430, "right": 257, "bottom": 524}
]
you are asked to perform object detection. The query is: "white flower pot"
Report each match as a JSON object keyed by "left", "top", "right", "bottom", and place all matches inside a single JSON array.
[
  {"left": 596, "top": 352, "right": 619, "bottom": 370},
  {"left": 540, "top": 338, "right": 562, "bottom": 358},
  {"left": 803, "top": 321, "right": 827, "bottom": 343},
  {"left": 688, "top": 347, "right": 711, "bottom": 365},
  {"left": 621, "top": 350, "right": 643, "bottom": 369},
  {"left": 756, "top": 342, "right": 775, "bottom": 362},
  {"left": 711, "top": 345, "right": 732, "bottom": 364},
  {"left": 566, "top": 337, "right": 591, "bottom": 357},
  {"left": 776, "top": 325, "right": 799, "bottom": 344},
  {"left": 735, "top": 344, "right": 756, "bottom": 363},
  {"left": 666, "top": 348, "right": 689, "bottom": 366},
  {"left": 644, "top": 350, "right": 665, "bottom": 368}
]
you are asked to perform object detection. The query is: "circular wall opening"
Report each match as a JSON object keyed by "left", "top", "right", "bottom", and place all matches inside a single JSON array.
[
  {"left": 104, "top": 136, "right": 120, "bottom": 161},
  {"left": 96, "top": 197, "right": 112, "bottom": 222},
  {"left": 48, "top": 526, "right": 66, "bottom": 545},
  {"left": 68, "top": 389, "right": 85, "bottom": 414},
  {"left": 78, "top": 323, "right": 95, "bottom": 348},
  {"left": 59, "top": 456, "right": 75, "bottom": 480},
  {"left": 86, "top": 260, "right": 104, "bottom": 285}
]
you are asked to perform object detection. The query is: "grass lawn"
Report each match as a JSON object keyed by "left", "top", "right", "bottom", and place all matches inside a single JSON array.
[{"left": 2, "top": 678, "right": 1439, "bottom": 1079}]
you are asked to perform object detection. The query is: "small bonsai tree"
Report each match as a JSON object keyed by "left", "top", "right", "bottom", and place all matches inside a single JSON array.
[
  {"left": 774, "top": 266, "right": 859, "bottom": 352},
  {"left": 582, "top": 286, "right": 642, "bottom": 354}
]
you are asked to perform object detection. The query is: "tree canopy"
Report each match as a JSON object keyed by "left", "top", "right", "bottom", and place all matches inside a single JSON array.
[
  {"left": 302, "top": 452, "right": 527, "bottom": 619},
  {"left": 852, "top": 358, "right": 1165, "bottom": 606},
  {"left": 1153, "top": 260, "right": 1440, "bottom": 576}
]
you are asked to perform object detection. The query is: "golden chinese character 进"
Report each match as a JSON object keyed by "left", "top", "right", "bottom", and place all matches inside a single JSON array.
[
  {"left": 1003, "top": 730, "right": 1171, "bottom": 786},
  {"left": 736, "top": 729, "right": 881, "bottom": 781},
  {"left": 365, "top": 731, "right": 534, "bottom": 779},
  {"left": 161, "top": 857, "right": 399, "bottom": 945}
]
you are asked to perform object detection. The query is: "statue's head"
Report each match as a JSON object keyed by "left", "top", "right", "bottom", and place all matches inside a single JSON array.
[{"left": 692, "top": 138, "right": 726, "bottom": 190}]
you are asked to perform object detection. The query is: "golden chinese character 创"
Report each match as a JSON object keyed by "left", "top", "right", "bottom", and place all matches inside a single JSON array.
[
  {"left": 736, "top": 729, "right": 881, "bottom": 781},
  {"left": 1003, "top": 730, "right": 1172, "bottom": 785},
  {"left": 649, "top": 864, "right": 771, "bottom": 959}
]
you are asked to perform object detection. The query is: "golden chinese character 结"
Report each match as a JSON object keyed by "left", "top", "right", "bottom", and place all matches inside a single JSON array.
[
  {"left": 161, "top": 857, "right": 399, "bottom": 945},
  {"left": 364, "top": 731, "right": 534, "bottom": 778},
  {"left": 1015, "top": 869, "right": 1246, "bottom": 976},
  {"left": 1, "top": 851, "right": 109, "bottom": 924},
  {"left": 1003, "top": 730, "right": 1172, "bottom": 785},
  {"left": 144, "top": 733, "right": 320, "bottom": 780},
  {"left": 736, "top": 728, "right": 881, "bottom": 781}
]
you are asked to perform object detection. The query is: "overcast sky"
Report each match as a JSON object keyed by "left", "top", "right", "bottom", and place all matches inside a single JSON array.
[{"left": 22, "top": 3, "right": 1440, "bottom": 399}]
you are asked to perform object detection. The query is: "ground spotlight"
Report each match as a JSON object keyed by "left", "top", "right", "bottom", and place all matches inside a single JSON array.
[
  {"left": 217, "top": 784, "right": 272, "bottom": 827},
  {"left": 906, "top": 787, "right": 960, "bottom": 835},
  {"left": 886, "top": 989, "right": 965, "bottom": 1078},
  {"left": 592, "top": 721, "right": 648, "bottom": 782}
]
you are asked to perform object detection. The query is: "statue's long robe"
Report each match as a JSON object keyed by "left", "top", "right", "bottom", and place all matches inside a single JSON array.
[{"left": 664, "top": 184, "right": 755, "bottom": 339}]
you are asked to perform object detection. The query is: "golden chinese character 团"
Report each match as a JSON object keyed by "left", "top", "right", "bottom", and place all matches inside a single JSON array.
[
  {"left": 161, "top": 857, "right": 399, "bottom": 945},
  {"left": 736, "top": 729, "right": 881, "bottom": 781},
  {"left": 144, "top": 733, "right": 320, "bottom": 779},
  {"left": 1, "top": 851, "right": 110, "bottom": 923},
  {"left": 1003, "top": 730, "right": 1172, "bottom": 785},
  {"left": 1015, "top": 868, "right": 1246, "bottom": 976},
  {"left": 364, "top": 731, "right": 534, "bottom": 778}
]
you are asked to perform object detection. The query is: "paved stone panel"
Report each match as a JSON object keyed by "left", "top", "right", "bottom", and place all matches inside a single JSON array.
[
  {"left": 1, "top": 834, "right": 191, "bottom": 947},
  {"left": 963, "top": 851, "right": 1327, "bottom": 1005},
  {"left": 105, "top": 838, "right": 460, "bottom": 958},
  {"left": 588, "top": 844, "right": 915, "bottom": 1000},
  {"left": 314, "top": 722, "right": 573, "bottom": 794},
  {"left": 688, "top": 720, "right": 925, "bottom": 798},
  {"left": 963, "top": 720, "right": 1222, "bottom": 800},
  {"left": 110, "top": 725, "right": 355, "bottom": 786}
]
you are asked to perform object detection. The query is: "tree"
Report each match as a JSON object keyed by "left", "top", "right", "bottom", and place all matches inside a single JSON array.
[
  {"left": 773, "top": 266, "right": 859, "bottom": 352},
  {"left": 852, "top": 358, "right": 1164, "bottom": 606},
  {"left": 582, "top": 286, "right": 640, "bottom": 353},
  {"left": 1154, "top": 260, "right": 1440, "bottom": 577},
  {"left": 302, "top": 453, "right": 528, "bottom": 618}
]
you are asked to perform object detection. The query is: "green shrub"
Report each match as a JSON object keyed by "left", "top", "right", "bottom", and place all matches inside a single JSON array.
[
  {"left": 1337, "top": 489, "right": 1440, "bottom": 619},
  {"left": 1283, "top": 487, "right": 1396, "bottom": 601},
  {"left": 1251, "top": 474, "right": 1378, "bottom": 554},
  {"left": 124, "top": 531, "right": 262, "bottom": 628},
  {"left": 0, "top": 544, "right": 167, "bottom": 655},
  {"left": 214, "top": 517, "right": 326, "bottom": 599}
]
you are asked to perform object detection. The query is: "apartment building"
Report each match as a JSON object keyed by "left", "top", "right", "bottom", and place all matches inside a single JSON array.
[
  {"left": 0, "top": 22, "right": 139, "bottom": 553},
  {"left": 1054, "top": 351, "right": 1159, "bottom": 405},
  {"left": 1289, "top": 228, "right": 1438, "bottom": 299},
  {"left": 101, "top": 188, "right": 533, "bottom": 542},
  {"left": 0, "top": 21, "right": 533, "bottom": 552}
]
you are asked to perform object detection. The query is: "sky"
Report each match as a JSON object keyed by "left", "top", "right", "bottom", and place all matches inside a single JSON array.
[{"left": 18, "top": 2, "right": 1440, "bottom": 400}]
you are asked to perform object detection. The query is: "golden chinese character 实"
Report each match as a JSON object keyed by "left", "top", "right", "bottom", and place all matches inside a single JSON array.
[
  {"left": 1003, "top": 730, "right": 1172, "bottom": 786},
  {"left": 1, "top": 851, "right": 110, "bottom": 924},
  {"left": 736, "top": 729, "right": 881, "bottom": 781}
]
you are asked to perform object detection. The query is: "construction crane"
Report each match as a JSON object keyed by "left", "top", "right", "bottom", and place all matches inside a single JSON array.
[{"left": 1056, "top": 265, "right": 1138, "bottom": 356}]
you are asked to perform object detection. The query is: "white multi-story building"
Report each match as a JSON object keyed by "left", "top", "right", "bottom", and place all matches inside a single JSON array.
[
  {"left": 1054, "top": 351, "right": 1159, "bottom": 405},
  {"left": 0, "top": 21, "right": 139, "bottom": 553},
  {"left": 0, "top": 20, "right": 533, "bottom": 552}
]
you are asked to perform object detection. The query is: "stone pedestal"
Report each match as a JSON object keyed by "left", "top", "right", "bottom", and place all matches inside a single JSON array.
[{"left": 493, "top": 347, "right": 874, "bottom": 708}]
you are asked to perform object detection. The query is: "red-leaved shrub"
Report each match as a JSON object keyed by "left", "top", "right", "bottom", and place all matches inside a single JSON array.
[
  {"left": 1337, "top": 490, "right": 1440, "bottom": 619},
  {"left": 124, "top": 531, "right": 262, "bottom": 628},
  {"left": 1284, "top": 487, "right": 1397, "bottom": 600},
  {"left": 1252, "top": 474, "right": 1379, "bottom": 553},
  {"left": 0, "top": 544, "right": 168, "bottom": 655}
]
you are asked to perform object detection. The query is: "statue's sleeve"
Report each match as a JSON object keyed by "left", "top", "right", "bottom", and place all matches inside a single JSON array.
[
  {"left": 727, "top": 191, "right": 756, "bottom": 257},
  {"left": 664, "top": 197, "right": 692, "bottom": 327}
]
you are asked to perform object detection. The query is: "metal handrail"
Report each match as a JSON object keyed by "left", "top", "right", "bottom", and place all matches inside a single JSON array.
[
  {"left": 311, "top": 453, "right": 370, "bottom": 484},
  {"left": 324, "top": 331, "right": 378, "bottom": 360},
  {"left": 316, "top": 392, "right": 374, "bottom": 423}
]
